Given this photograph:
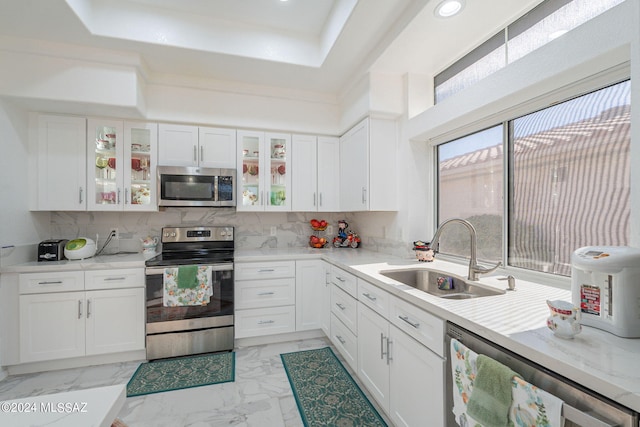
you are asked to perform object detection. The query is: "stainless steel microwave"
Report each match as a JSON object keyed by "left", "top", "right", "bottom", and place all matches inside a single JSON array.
[{"left": 157, "top": 166, "right": 236, "bottom": 207}]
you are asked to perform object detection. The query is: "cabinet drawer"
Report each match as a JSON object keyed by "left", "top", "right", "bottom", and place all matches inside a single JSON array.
[
  {"left": 330, "top": 267, "right": 357, "bottom": 298},
  {"left": 235, "top": 278, "right": 295, "bottom": 309},
  {"left": 85, "top": 268, "right": 144, "bottom": 290},
  {"left": 357, "top": 278, "right": 389, "bottom": 318},
  {"left": 19, "top": 271, "right": 84, "bottom": 294},
  {"left": 235, "top": 261, "right": 295, "bottom": 280},
  {"left": 235, "top": 306, "right": 295, "bottom": 338},
  {"left": 330, "top": 313, "right": 358, "bottom": 372},
  {"left": 389, "top": 295, "right": 444, "bottom": 357},
  {"left": 331, "top": 284, "right": 357, "bottom": 334}
]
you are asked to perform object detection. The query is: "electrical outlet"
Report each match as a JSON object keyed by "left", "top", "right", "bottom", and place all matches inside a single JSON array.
[
  {"left": 112, "top": 228, "right": 119, "bottom": 239},
  {"left": 270, "top": 226, "right": 277, "bottom": 236},
  {"left": 327, "top": 225, "right": 333, "bottom": 236}
]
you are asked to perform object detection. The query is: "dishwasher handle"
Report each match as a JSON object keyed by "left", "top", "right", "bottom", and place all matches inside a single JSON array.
[{"left": 562, "top": 403, "right": 619, "bottom": 427}]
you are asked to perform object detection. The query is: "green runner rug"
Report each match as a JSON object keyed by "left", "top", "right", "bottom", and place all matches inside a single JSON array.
[
  {"left": 281, "top": 347, "right": 387, "bottom": 427},
  {"left": 126, "top": 352, "right": 235, "bottom": 397}
]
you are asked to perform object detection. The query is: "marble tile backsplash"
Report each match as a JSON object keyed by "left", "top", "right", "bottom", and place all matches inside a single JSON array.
[
  {"left": 47, "top": 208, "right": 396, "bottom": 254},
  {"left": 46, "top": 209, "right": 415, "bottom": 258}
]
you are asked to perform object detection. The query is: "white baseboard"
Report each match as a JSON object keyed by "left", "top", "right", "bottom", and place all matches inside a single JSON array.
[{"left": 6, "top": 350, "right": 146, "bottom": 376}]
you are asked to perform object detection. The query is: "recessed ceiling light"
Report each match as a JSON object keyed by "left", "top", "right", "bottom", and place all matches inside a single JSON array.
[{"left": 434, "top": 0, "right": 465, "bottom": 18}]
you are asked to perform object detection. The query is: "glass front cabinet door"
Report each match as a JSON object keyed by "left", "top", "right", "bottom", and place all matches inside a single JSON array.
[
  {"left": 237, "top": 130, "right": 291, "bottom": 211},
  {"left": 87, "top": 118, "right": 158, "bottom": 211}
]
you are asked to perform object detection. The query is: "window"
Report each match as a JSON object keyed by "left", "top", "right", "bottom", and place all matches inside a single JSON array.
[
  {"left": 509, "top": 80, "right": 630, "bottom": 275},
  {"left": 436, "top": 79, "right": 630, "bottom": 276},
  {"left": 437, "top": 126, "right": 503, "bottom": 263},
  {"left": 434, "top": 0, "right": 624, "bottom": 103}
]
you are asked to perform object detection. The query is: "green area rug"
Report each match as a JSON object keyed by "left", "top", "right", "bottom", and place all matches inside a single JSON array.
[
  {"left": 126, "top": 352, "right": 235, "bottom": 397},
  {"left": 281, "top": 347, "right": 387, "bottom": 427}
]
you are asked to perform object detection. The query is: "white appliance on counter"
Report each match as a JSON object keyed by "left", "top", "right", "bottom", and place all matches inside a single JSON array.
[{"left": 571, "top": 246, "right": 640, "bottom": 338}]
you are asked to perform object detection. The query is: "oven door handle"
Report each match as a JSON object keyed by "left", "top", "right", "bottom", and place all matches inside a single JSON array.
[{"left": 145, "top": 262, "right": 234, "bottom": 276}]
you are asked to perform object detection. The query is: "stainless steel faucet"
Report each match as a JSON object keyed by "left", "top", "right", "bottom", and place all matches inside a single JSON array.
[{"left": 430, "top": 218, "right": 501, "bottom": 281}]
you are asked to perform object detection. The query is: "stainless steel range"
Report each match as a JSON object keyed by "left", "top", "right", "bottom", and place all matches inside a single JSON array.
[{"left": 144, "top": 226, "right": 234, "bottom": 360}]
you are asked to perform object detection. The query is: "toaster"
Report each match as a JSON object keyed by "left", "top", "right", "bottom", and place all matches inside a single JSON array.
[{"left": 37, "top": 239, "right": 69, "bottom": 262}]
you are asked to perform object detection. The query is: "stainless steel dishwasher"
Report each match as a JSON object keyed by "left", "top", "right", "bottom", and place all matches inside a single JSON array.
[{"left": 445, "top": 322, "right": 639, "bottom": 427}]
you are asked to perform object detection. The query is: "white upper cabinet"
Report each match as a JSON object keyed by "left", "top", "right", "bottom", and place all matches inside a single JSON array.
[
  {"left": 339, "top": 117, "right": 397, "bottom": 211},
  {"left": 32, "top": 114, "right": 87, "bottom": 211},
  {"left": 237, "top": 130, "right": 291, "bottom": 211},
  {"left": 198, "top": 127, "right": 237, "bottom": 169},
  {"left": 291, "top": 135, "right": 340, "bottom": 212},
  {"left": 317, "top": 136, "right": 340, "bottom": 211},
  {"left": 87, "top": 119, "right": 158, "bottom": 211},
  {"left": 158, "top": 124, "right": 236, "bottom": 169},
  {"left": 291, "top": 134, "right": 317, "bottom": 211}
]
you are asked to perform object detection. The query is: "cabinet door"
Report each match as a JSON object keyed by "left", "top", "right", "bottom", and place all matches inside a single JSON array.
[
  {"left": 34, "top": 115, "right": 86, "bottom": 211},
  {"left": 357, "top": 303, "right": 390, "bottom": 413},
  {"left": 237, "top": 130, "right": 265, "bottom": 211},
  {"left": 87, "top": 118, "right": 124, "bottom": 211},
  {"left": 85, "top": 288, "right": 145, "bottom": 355},
  {"left": 265, "top": 132, "right": 291, "bottom": 211},
  {"left": 124, "top": 121, "right": 158, "bottom": 211},
  {"left": 291, "top": 134, "right": 318, "bottom": 211},
  {"left": 317, "top": 136, "right": 340, "bottom": 212},
  {"left": 340, "top": 118, "right": 369, "bottom": 211},
  {"left": 295, "top": 260, "right": 323, "bottom": 331},
  {"left": 389, "top": 325, "right": 444, "bottom": 427},
  {"left": 199, "top": 127, "right": 236, "bottom": 169},
  {"left": 158, "top": 123, "right": 199, "bottom": 167},
  {"left": 320, "top": 262, "right": 331, "bottom": 337},
  {"left": 19, "top": 292, "right": 85, "bottom": 363}
]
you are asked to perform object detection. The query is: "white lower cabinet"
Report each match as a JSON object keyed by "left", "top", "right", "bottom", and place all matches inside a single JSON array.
[
  {"left": 295, "top": 260, "right": 324, "bottom": 331},
  {"left": 235, "top": 260, "right": 296, "bottom": 338},
  {"left": 19, "top": 269, "right": 145, "bottom": 364},
  {"left": 357, "top": 284, "right": 445, "bottom": 427}
]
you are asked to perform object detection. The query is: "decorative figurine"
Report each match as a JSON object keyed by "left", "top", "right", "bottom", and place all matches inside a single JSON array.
[
  {"left": 413, "top": 240, "right": 434, "bottom": 262},
  {"left": 333, "top": 220, "right": 361, "bottom": 248}
]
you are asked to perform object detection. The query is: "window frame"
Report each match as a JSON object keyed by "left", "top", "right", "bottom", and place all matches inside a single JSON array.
[{"left": 432, "top": 66, "right": 631, "bottom": 289}]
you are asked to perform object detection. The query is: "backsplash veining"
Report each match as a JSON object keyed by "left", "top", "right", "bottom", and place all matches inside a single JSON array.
[{"left": 47, "top": 209, "right": 414, "bottom": 258}]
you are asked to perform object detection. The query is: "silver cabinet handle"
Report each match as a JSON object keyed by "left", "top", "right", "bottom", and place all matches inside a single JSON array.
[
  {"left": 313, "top": 192, "right": 317, "bottom": 207},
  {"left": 362, "top": 187, "right": 367, "bottom": 204},
  {"left": 362, "top": 292, "right": 377, "bottom": 302},
  {"left": 562, "top": 403, "right": 617, "bottom": 427},
  {"left": 336, "top": 276, "right": 346, "bottom": 282},
  {"left": 380, "top": 333, "right": 386, "bottom": 360},
  {"left": 78, "top": 300, "right": 83, "bottom": 319},
  {"left": 37, "top": 280, "right": 63, "bottom": 285},
  {"left": 261, "top": 191, "right": 264, "bottom": 206},
  {"left": 87, "top": 299, "right": 91, "bottom": 318},
  {"left": 258, "top": 269, "right": 275, "bottom": 273},
  {"left": 319, "top": 193, "right": 323, "bottom": 207},
  {"left": 335, "top": 335, "right": 346, "bottom": 345},
  {"left": 258, "top": 320, "right": 274, "bottom": 325},
  {"left": 335, "top": 302, "right": 346, "bottom": 310},
  {"left": 193, "top": 145, "right": 197, "bottom": 162},
  {"left": 125, "top": 188, "right": 129, "bottom": 204},
  {"left": 104, "top": 277, "right": 126, "bottom": 281},
  {"left": 257, "top": 292, "right": 275, "bottom": 296},
  {"left": 200, "top": 145, "right": 204, "bottom": 162},
  {"left": 117, "top": 188, "right": 121, "bottom": 204},
  {"left": 399, "top": 315, "right": 420, "bottom": 329},
  {"left": 387, "top": 338, "right": 393, "bottom": 364},
  {"left": 79, "top": 187, "right": 83, "bottom": 204}
]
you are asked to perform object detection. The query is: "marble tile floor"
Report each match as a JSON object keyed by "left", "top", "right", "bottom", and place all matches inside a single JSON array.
[{"left": 0, "top": 337, "right": 392, "bottom": 426}]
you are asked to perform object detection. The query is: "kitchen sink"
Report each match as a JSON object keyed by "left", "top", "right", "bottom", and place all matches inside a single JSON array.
[{"left": 379, "top": 268, "right": 505, "bottom": 299}]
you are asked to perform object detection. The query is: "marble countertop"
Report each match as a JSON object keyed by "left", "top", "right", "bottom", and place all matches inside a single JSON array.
[
  {"left": 0, "top": 384, "right": 125, "bottom": 427},
  {"left": 5, "top": 247, "right": 640, "bottom": 412},
  {"left": 1, "top": 253, "right": 147, "bottom": 273},
  {"left": 237, "top": 248, "right": 640, "bottom": 413}
]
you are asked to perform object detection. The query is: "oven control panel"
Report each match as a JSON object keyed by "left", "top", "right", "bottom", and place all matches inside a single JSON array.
[{"left": 162, "top": 226, "right": 234, "bottom": 243}]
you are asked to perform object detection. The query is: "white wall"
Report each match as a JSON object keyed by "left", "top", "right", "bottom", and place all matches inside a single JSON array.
[{"left": 350, "top": 1, "right": 638, "bottom": 259}]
